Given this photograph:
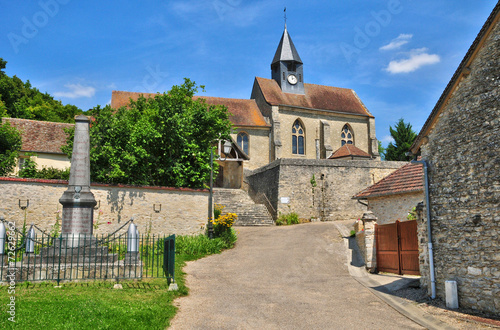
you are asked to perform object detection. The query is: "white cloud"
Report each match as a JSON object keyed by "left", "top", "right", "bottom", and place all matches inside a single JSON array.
[
  {"left": 380, "top": 135, "right": 395, "bottom": 144},
  {"left": 380, "top": 34, "right": 413, "bottom": 51},
  {"left": 54, "top": 84, "right": 96, "bottom": 98},
  {"left": 385, "top": 48, "right": 440, "bottom": 74}
]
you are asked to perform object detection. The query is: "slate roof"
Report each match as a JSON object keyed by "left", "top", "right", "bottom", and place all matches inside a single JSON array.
[
  {"left": 1, "top": 118, "right": 73, "bottom": 154},
  {"left": 353, "top": 162, "right": 423, "bottom": 199},
  {"left": 328, "top": 144, "right": 371, "bottom": 159},
  {"left": 411, "top": 2, "right": 500, "bottom": 154},
  {"left": 111, "top": 91, "right": 270, "bottom": 128},
  {"left": 271, "top": 26, "right": 303, "bottom": 65},
  {"left": 254, "top": 77, "right": 374, "bottom": 117}
]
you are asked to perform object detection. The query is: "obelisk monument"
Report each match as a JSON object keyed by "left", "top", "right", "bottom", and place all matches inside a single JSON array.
[{"left": 59, "top": 115, "right": 97, "bottom": 246}]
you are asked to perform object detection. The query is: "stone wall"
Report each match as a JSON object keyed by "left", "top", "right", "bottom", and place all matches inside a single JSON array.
[
  {"left": 418, "top": 18, "right": 499, "bottom": 315},
  {"left": 0, "top": 177, "right": 208, "bottom": 237},
  {"left": 368, "top": 192, "right": 423, "bottom": 225},
  {"left": 247, "top": 158, "right": 405, "bottom": 221}
]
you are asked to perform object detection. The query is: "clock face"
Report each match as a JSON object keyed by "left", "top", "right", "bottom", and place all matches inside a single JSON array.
[{"left": 287, "top": 74, "right": 298, "bottom": 85}]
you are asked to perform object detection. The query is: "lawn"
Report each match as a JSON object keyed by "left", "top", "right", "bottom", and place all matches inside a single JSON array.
[{"left": 0, "top": 232, "right": 236, "bottom": 329}]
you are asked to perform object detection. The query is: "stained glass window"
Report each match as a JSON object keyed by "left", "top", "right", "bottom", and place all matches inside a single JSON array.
[
  {"left": 341, "top": 124, "right": 354, "bottom": 146},
  {"left": 237, "top": 132, "right": 249, "bottom": 155}
]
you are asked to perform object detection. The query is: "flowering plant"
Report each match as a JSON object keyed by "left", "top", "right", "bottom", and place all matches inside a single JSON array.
[{"left": 210, "top": 204, "right": 237, "bottom": 237}]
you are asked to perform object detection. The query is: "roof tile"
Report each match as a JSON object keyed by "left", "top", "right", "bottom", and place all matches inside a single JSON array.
[
  {"left": 329, "top": 144, "right": 371, "bottom": 159},
  {"left": 353, "top": 162, "right": 424, "bottom": 198},
  {"left": 2, "top": 118, "right": 73, "bottom": 154},
  {"left": 110, "top": 91, "right": 270, "bottom": 128},
  {"left": 255, "top": 77, "right": 373, "bottom": 117}
]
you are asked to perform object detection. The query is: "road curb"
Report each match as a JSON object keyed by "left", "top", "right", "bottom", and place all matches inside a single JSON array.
[{"left": 334, "top": 222, "right": 454, "bottom": 330}]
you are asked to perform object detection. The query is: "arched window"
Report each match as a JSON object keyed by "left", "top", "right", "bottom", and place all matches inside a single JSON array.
[
  {"left": 237, "top": 132, "right": 249, "bottom": 155},
  {"left": 341, "top": 124, "right": 354, "bottom": 146},
  {"left": 292, "top": 120, "right": 305, "bottom": 155}
]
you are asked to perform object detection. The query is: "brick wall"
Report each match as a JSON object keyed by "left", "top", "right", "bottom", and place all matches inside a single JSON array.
[
  {"left": 0, "top": 178, "right": 208, "bottom": 237},
  {"left": 418, "top": 18, "right": 499, "bottom": 314},
  {"left": 247, "top": 158, "right": 405, "bottom": 221}
]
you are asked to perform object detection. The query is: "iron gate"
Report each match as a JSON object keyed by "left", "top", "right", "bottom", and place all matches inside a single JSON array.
[{"left": 375, "top": 220, "right": 419, "bottom": 275}]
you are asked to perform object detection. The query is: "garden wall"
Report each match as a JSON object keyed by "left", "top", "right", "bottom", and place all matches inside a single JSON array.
[{"left": 0, "top": 177, "right": 209, "bottom": 237}]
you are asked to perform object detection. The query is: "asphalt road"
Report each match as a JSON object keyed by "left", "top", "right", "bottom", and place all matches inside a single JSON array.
[{"left": 169, "top": 222, "right": 422, "bottom": 329}]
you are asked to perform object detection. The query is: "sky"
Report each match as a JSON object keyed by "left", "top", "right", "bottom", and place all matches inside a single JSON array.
[{"left": 1, "top": 0, "right": 497, "bottom": 148}]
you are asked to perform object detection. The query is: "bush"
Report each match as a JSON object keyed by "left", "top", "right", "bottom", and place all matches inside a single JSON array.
[
  {"left": 175, "top": 230, "right": 237, "bottom": 256},
  {"left": 276, "top": 212, "right": 300, "bottom": 226},
  {"left": 18, "top": 155, "right": 70, "bottom": 180}
]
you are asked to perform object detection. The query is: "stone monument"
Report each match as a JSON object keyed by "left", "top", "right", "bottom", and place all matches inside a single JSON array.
[{"left": 59, "top": 115, "right": 97, "bottom": 246}]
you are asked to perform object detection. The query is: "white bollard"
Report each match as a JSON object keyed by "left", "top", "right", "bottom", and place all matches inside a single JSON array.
[
  {"left": 445, "top": 280, "right": 459, "bottom": 309},
  {"left": 0, "top": 222, "right": 6, "bottom": 255}
]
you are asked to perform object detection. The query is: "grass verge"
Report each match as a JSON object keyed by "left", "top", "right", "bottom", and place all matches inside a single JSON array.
[{"left": 0, "top": 231, "right": 236, "bottom": 329}]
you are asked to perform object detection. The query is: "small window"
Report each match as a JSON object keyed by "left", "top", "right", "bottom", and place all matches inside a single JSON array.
[
  {"left": 237, "top": 132, "right": 249, "bottom": 155},
  {"left": 292, "top": 120, "right": 305, "bottom": 155},
  {"left": 299, "top": 74, "right": 302, "bottom": 83},
  {"left": 341, "top": 124, "right": 354, "bottom": 146},
  {"left": 283, "top": 72, "right": 285, "bottom": 80}
]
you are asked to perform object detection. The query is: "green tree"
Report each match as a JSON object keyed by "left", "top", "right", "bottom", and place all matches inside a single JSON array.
[
  {"left": 65, "top": 79, "right": 232, "bottom": 188},
  {"left": 378, "top": 140, "right": 385, "bottom": 160},
  {"left": 0, "top": 120, "right": 22, "bottom": 176},
  {"left": 0, "top": 57, "right": 83, "bottom": 123},
  {"left": 385, "top": 118, "right": 417, "bottom": 161}
]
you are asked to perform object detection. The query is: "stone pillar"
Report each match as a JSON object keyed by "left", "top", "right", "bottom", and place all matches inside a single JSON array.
[
  {"left": 59, "top": 115, "right": 97, "bottom": 246},
  {"left": 362, "top": 211, "right": 377, "bottom": 272}
]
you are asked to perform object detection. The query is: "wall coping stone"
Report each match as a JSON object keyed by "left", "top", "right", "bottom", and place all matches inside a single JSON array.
[
  {"left": 249, "top": 158, "right": 407, "bottom": 176},
  {"left": 0, "top": 177, "right": 209, "bottom": 193}
]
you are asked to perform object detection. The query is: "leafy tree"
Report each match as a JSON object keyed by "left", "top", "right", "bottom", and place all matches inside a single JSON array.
[
  {"left": 65, "top": 79, "right": 232, "bottom": 188},
  {"left": 0, "top": 120, "right": 22, "bottom": 176},
  {"left": 0, "top": 57, "right": 82, "bottom": 123},
  {"left": 378, "top": 140, "right": 385, "bottom": 160},
  {"left": 385, "top": 118, "right": 417, "bottom": 161}
]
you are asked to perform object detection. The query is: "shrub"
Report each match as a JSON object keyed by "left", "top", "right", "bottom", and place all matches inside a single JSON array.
[
  {"left": 210, "top": 204, "right": 237, "bottom": 238},
  {"left": 18, "top": 154, "right": 70, "bottom": 180},
  {"left": 276, "top": 212, "right": 300, "bottom": 226}
]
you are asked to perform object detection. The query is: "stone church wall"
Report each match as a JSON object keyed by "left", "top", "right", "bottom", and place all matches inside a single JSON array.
[
  {"left": 418, "top": 19, "right": 499, "bottom": 315},
  {"left": 277, "top": 108, "right": 372, "bottom": 160},
  {"left": 0, "top": 177, "right": 208, "bottom": 237},
  {"left": 247, "top": 159, "right": 405, "bottom": 221},
  {"left": 231, "top": 128, "right": 270, "bottom": 170}
]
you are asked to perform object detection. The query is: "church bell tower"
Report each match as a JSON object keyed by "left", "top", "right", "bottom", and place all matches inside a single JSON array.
[{"left": 271, "top": 25, "right": 305, "bottom": 94}]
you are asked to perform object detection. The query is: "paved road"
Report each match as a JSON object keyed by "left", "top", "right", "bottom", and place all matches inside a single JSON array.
[{"left": 170, "top": 222, "right": 422, "bottom": 329}]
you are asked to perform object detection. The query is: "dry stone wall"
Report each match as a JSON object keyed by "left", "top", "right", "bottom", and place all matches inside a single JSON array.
[
  {"left": 0, "top": 178, "right": 208, "bottom": 237},
  {"left": 418, "top": 19, "right": 499, "bottom": 315}
]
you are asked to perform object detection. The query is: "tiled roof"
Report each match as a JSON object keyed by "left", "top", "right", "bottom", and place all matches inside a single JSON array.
[
  {"left": 411, "top": 2, "right": 500, "bottom": 154},
  {"left": 110, "top": 91, "right": 270, "bottom": 128},
  {"left": 328, "top": 144, "right": 371, "bottom": 159},
  {"left": 254, "top": 77, "right": 374, "bottom": 118},
  {"left": 353, "top": 162, "right": 423, "bottom": 198},
  {"left": 2, "top": 118, "right": 73, "bottom": 154}
]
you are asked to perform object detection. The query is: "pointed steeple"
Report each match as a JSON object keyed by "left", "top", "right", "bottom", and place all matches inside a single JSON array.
[
  {"left": 271, "top": 25, "right": 303, "bottom": 65},
  {"left": 271, "top": 25, "right": 305, "bottom": 94}
]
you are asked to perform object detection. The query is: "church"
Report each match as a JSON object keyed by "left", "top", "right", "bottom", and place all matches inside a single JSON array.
[{"left": 111, "top": 25, "right": 380, "bottom": 178}]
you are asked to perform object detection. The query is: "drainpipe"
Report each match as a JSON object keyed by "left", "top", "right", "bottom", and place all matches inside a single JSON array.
[{"left": 412, "top": 159, "right": 436, "bottom": 299}]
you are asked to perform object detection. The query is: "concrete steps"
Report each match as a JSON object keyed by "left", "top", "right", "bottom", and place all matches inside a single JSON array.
[{"left": 213, "top": 188, "right": 274, "bottom": 226}]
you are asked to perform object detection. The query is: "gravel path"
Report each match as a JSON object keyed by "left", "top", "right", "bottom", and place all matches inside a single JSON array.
[{"left": 170, "top": 222, "right": 422, "bottom": 329}]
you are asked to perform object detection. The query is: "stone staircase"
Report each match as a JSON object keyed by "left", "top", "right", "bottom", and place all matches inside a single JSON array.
[{"left": 213, "top": 188, "right": 274, "bottom": 226}]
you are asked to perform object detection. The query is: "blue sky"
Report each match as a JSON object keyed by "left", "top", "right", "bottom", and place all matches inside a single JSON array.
[{"left": 1, "top": 0, "right": 497, "bottom": 147}]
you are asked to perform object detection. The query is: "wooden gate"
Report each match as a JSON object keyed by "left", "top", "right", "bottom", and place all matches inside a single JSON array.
[{"left": 375, "top": 220, "right": 420, "bottom": 275}]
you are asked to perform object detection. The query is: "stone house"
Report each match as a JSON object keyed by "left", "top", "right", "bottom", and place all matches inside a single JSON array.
[
  {"left": 1, "top": 117, "right": 72, "bottom": 175},
  {"left": 353, "top": 162, "right": 424, "bottom": 226},
  {"left": 409, "top": 3, "right": 499, "bottom": 315}
]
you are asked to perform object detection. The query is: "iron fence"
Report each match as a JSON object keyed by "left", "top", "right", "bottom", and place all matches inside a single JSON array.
[{"left": 0, "top": 228, "right": 175, "bottom": 285}]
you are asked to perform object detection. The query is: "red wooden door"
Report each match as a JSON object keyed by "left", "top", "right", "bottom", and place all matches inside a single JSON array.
[{"left": 375, "top": 220, "right": 420, "bottom": 275}]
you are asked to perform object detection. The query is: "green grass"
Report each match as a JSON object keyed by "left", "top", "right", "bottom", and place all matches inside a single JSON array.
[{"left": 0, "top": 232, "right": 237, "bottom": 329}]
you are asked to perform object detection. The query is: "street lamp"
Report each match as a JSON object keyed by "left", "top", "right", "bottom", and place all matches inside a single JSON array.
[{"left": 207, "top": 140, "right": 232, "bottom": 239}]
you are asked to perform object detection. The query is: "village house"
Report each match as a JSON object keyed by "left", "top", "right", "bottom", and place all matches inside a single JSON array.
[
  {"left": 1, "top": 117, "right": 72, "bottom": 175},
  {"left": 409, "top": 3, "right": 499, "bottom": 315}
]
